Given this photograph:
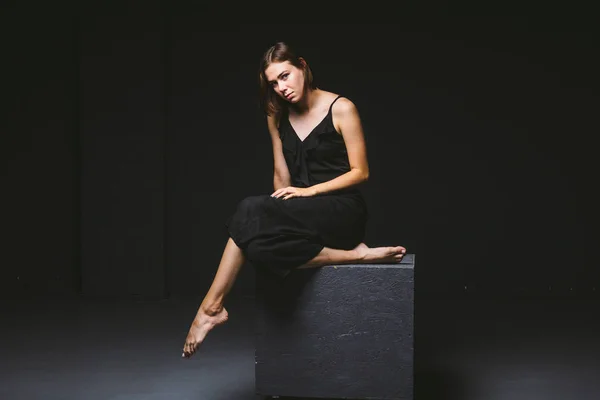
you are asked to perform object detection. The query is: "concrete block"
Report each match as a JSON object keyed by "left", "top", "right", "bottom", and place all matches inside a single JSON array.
[{"left": 255, "top": 254, "right": 415, "bottom": 399}]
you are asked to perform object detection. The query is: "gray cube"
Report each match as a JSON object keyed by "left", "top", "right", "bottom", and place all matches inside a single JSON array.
[{"left": 255, "top": 254, "right": 415, "bottom": 400}]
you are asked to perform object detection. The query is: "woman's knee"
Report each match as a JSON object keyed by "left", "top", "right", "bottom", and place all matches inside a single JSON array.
[{"left": 236, "top": 194, "right": 271, "bottom": 215}]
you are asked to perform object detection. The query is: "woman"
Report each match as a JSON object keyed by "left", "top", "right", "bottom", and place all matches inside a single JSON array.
[{"left": 182, "top": 42, "right": 406, "bottom": 358}]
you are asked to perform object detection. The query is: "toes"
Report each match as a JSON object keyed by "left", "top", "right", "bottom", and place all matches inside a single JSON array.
[
  {"left": 183, "top": 340, "right": 195, "bottom": 358},
  {"left": 387, "top": 247, "right": 404, "bottom": 256},
  {"left": 393, "top": 251, "right": 405, "bottom": 262},
  {"left": 392, "top": 246, "right": 406, "bottom": 255}
]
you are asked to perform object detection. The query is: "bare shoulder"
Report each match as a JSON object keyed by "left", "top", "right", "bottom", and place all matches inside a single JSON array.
[
  {"left": 330, "top": 96, "right": 362, "bottom": 135},
  {"left": 266, "top": 112, "right": 281, "bottom": 131},
  {"left": 332, "top": 96, "right": 358, "bottom": 115},
  {"left": 331, "top": 97, "right": 360, "bottom": 123}
]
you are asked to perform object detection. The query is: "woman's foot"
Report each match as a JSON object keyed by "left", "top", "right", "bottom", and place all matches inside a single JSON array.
[
  {"left": 182, "top": 306, "right": 229, "bottom": 359},
  {"left": 353, "top": 243, "right": 406, "bottom": 263}
]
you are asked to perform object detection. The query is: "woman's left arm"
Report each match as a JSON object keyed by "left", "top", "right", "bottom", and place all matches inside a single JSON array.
[{"left": 309, "top": 98, "right": 369, "bottom": 195}]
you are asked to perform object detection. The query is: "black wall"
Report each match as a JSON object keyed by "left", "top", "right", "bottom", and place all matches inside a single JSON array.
[
  {"left": 2, "top": 3, "right": 79, "bottom": 295},
  {"left": 2, "top": 6, "right": 597, "bottom": 298}
]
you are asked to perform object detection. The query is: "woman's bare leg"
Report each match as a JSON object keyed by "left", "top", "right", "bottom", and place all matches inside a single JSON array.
[
  {"left": 182, "top": 237, "right": 244, "bottom": 358},
  {"left": 299, "top": 243, "right": 406, "bottom": 269},
  {"left": 182, "top": 239, "right": 406, "bottom": 358}
]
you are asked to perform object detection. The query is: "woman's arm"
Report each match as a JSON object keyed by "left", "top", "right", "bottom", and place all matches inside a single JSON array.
[
  {"left": 309, "top": 98, "right": 369, "bottom": 196},
  {"left": 267, "top": 113, "right": 292, "bottom": 190}
]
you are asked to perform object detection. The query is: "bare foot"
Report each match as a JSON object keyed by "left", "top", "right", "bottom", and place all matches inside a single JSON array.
[
  {"left": 353, "top": 243, "right": 406, "bottom": 263},
  {"left": 182, "top": 307, "right": 229, "bottom": 359}
]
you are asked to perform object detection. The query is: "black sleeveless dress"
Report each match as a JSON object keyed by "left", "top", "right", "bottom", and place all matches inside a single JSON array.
[{"left": 225, "top": 96, "right": 368, "bottom": 277}]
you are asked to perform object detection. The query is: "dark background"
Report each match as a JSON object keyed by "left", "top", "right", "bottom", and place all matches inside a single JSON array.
[{"left": 2, "top": 4, "right": 597, "bottom": 300}]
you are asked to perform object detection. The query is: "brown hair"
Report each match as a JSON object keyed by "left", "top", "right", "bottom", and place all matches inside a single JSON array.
[{"left": 258, "top": 42, "right": 316, "bottom": 116}]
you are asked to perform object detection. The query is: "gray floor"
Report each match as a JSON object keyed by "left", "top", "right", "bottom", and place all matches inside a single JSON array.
[{"left": 2, "top": 292, "right": 599, "bottom": 399}]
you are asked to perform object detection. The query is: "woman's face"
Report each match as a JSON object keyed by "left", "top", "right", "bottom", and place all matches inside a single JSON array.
[{"left": 264, "top": 60, "right": 305, "bottom": 103}]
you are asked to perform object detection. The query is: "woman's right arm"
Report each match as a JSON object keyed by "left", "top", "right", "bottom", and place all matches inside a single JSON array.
[{"left": 267, "top": 114, "right": 292, "bottom": 191}]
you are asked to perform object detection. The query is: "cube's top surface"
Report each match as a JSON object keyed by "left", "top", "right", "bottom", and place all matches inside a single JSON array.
[{"left": 323, "top": 253, "right": 415, "bottom": 269}]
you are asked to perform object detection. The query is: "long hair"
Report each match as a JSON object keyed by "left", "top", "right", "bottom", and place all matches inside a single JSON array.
[{"left": 258, "top": 42, "right": 316, "bottom": 116}]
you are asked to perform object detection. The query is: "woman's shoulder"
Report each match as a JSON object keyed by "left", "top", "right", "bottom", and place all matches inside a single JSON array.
[
  {"left": 266, "top": 111, "right": 283, "bottom": 131},
  {"left": 315, "top": 90, "right": 354, "bottom": 112},
  {"left": 266, "top": 108, "right": 288, "bottom": 128},
  {"left": 317, "top": 89, "right": 352, "bottom": 105},
  {"left": 328, "top": 94, "right": 357, "bottom": 116},
  {"left": 318, "top": 90, "right": 342, "bottom": 102}
]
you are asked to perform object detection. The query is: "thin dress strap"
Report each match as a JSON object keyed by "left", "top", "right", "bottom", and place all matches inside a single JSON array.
[{"left": 328, "top": 95, "right": 343, "bottom": 113}]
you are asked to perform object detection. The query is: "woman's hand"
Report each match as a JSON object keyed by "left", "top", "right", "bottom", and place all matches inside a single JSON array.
[{"left": 271, "top": 186, "right": 317, "bottom": 200}]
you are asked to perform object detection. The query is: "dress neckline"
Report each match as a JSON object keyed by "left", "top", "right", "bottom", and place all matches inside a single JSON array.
[{"left": 286, "top": 95, "right": 342, "bottom": 143}]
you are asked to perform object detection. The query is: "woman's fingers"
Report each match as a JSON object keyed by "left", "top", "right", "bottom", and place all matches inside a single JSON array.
[{"left": 272, "top": 187, "right": 293, "bottom": 198}]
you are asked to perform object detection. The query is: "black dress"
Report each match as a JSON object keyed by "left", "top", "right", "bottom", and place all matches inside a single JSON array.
[{"left": 225, "top": 95, "right": 368, "bottom": 277}]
